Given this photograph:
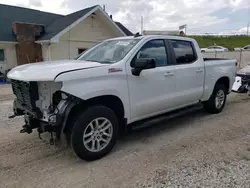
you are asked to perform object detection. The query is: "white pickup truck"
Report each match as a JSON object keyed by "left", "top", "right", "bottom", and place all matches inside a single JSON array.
[{"left": 8, "top": 35, "right": 236, "bottom": 161}]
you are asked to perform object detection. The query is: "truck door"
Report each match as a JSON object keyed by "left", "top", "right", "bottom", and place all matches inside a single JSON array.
[
  {"left": 168, "top": 39, "right": 204, "bottom": 106},
  {"left": 126, "top": 39, "right": 177, "bottom": 122}
]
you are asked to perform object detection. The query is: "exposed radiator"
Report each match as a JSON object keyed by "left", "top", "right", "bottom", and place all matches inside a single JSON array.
[{"left": 11, "top": 80, "right": 39, "bottom": 112}]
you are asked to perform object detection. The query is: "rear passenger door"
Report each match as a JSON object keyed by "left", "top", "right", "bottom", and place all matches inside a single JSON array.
[
  {"left": 168, "top": 39, "right": 204, "bottom": 106},
  {"left": 207, "top": 46, "right": 215, "bottom": 52},
  {"left": 214, "top": 46, "right": 223, "bottom": 52}
]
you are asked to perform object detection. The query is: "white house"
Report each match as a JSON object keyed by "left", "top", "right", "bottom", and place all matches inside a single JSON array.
[{"left": 0, "top": 4, "right": 133, "bottom": 74}]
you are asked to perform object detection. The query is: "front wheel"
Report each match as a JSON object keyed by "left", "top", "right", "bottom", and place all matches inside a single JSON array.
[
  {"left": 71, "top": 106, "right": 118, "bottom": 161},
  {"left": 203, "top": 84, "right": 227, "bottom": 114}
]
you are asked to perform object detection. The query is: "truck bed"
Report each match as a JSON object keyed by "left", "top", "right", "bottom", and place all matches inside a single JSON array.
[
  {"left": 204, "top": 58, "right": 237, "bottom": 66},
  {"left": 203, "top": 58, "right": 229, "bottom": 61},
  {"left": 201, "top": 58, "right": 237, "bottom": 101}
]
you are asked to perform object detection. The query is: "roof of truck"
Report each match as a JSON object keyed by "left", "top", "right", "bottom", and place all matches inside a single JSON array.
[{"left": 108, "top": 35, "right": 195, "bottom": 42}]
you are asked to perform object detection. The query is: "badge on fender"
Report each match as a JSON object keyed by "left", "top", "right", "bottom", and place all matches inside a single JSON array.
[{"left": 108, "top": 68, "right": 123, "bottom": 73}]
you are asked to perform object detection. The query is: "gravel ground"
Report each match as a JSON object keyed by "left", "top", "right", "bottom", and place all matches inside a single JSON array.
[{"left": 0, "top": 85, "right": 250, "bottom": 188}]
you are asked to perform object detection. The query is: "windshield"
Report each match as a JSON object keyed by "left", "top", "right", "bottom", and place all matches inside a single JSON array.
[{"left": 77, "top": 39, "right": 140, "bottom": 63}]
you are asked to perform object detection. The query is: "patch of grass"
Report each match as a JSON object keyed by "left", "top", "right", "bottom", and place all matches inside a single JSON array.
[{"left": 187, "top": 35, "right": 250, "bottom": 51}]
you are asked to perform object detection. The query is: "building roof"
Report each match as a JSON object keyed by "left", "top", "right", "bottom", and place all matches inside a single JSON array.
[
  {"left": 38, "top": 5, "right": 98, "bottom": 41},
  {"left": 114, "top": 22, "right": 133, "bottom": 36},
  {"left": 0, "top": 4, "right": 133, "bottom": 42}
]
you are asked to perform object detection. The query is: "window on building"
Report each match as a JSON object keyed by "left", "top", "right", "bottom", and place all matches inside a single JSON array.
[
  {"left": 0, "top": 49, "right": 4, "bottom": 62},
  {"left": 170, "top": 40, "right": 197, "bottom": 64},
  {"left": 78, "top": 48, "right": 87, "bottom": 55}
]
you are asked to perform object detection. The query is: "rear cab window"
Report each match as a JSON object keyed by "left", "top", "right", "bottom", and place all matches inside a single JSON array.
[{"left": 169, "top": 40, "right": 197, "bottom": 64}]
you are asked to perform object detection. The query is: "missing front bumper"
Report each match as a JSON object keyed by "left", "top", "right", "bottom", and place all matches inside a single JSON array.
[{"left": 232, "top": 74, "right": 250, "bottom": 93}]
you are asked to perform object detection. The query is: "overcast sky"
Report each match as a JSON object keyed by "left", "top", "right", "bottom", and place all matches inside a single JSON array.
[{"left": 1, "top": 0, "right": 250, "bottom": 35}]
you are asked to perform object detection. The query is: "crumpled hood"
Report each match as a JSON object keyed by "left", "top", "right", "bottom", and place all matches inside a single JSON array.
[{"left": 7, "top": 60, "right": 107, "bottom": 81}]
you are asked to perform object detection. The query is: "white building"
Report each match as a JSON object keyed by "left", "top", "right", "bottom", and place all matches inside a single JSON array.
[{"left": 0, "top": 4, "right": 133, "bottom": 74}]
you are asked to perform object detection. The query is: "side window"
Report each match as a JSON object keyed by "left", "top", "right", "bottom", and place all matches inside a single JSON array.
[
  {"left": 137, "top": 40, "right": 167, "bottom": 67},
  {"left": 207, "top": 46, "right": 214, "bottom": 49},
  {"left": 170, "top": 40, "right": 197, "bottom": 64},
  {"left": 0, "top": 49, "right": 4, "bottom": 62}
]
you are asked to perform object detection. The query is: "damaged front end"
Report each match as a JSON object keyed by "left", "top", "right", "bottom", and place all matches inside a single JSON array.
[
  {"left": 232, "top": 73, "right": 250, "bottom": 93},
  {"left": 9, "top": 80, "right": 78, "bottom": 145},
  {"left": 232, "top": 72, "right": 250, "bottom": 95}
]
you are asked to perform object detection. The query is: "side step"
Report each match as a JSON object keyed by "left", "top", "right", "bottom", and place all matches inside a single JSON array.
[{"left": 130, "top": 104, "right": 203, "bottom": 130}]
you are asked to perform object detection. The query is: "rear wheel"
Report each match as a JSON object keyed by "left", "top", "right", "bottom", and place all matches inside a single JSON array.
[
  {"left": 203, "top": 84, "right": 227, "bottom": 114},
  {"left": 71, "top": 106, "right": 118, "bottom": 161}
]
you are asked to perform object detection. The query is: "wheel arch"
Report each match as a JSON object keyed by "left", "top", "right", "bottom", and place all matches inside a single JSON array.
[
  {"left": 61, "top": 94, "right": 127, "bottom": 141},
  {"left": 215, "top": 76, "right": 230, "bottom": 94}
]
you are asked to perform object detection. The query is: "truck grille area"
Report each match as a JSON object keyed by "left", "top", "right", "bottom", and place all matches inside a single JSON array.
[
  {"left": 236, "top": 73, "right": 250, "bottom": 84},
  {"left": 11, "top": 80, "right": 39, "bottom": 113}
]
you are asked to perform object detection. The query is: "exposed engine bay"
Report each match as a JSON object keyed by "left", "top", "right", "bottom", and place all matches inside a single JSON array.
[
  {"left": 232, "top": 66, "right": 250, "bottom": 96},
  {"left": 9, "top": 80, "right": 74, "bottom": 145}
]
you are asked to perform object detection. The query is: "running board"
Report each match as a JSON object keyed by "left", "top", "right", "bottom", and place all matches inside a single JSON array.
[{"left": 130, "top": 104, "right": 203, "bottom": 130}]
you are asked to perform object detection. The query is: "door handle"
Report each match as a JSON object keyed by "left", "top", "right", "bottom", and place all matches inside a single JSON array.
[
  {"left": 164, "top": 72, "right": 174, "bottom": 77},
  {"left": 196, "top": 69, "right": 203, "bottom": 73}
]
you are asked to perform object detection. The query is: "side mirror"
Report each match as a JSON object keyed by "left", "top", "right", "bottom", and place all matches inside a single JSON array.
[{"left": 131, "top": 58, "right": 156, "bottom": 76}]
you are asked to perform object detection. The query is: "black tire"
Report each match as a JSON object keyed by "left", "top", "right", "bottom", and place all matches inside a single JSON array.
[
  {"left": 71, "top": 105, "right": 119, "bottom": 161},
  {"left": 203, "top": 84, "right": 227, "bottom": 114}
]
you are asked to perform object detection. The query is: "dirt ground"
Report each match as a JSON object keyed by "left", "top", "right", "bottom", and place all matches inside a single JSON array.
[{"left": 0, "top": 85, "right": 250, "bottom": 188}]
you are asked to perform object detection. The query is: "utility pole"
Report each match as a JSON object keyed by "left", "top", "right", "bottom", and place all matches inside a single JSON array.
[
  {"left": 247, "top": 1, "right": 249, "bottom": 36},
  {"left": 141, "top": 15, "right": 143, "bottom": 35},
  {"left": 247, "top": 22, "right": 249, "bottom": 36}
]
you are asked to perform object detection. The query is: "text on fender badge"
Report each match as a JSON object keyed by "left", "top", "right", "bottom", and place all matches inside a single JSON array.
[{"left": 108, "top": 68, "right": 123, "bottom": 73}]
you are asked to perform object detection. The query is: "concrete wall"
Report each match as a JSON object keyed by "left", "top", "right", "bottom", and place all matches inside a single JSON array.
[
  {"left": 48, "top": 14, "right": 121, "bottom": 61},
  {"left": 202, "top": 51, "right": 250, "bottom": 69},
  {"left": 0, "top": 42, "right": 17, "bottom": 73}
]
